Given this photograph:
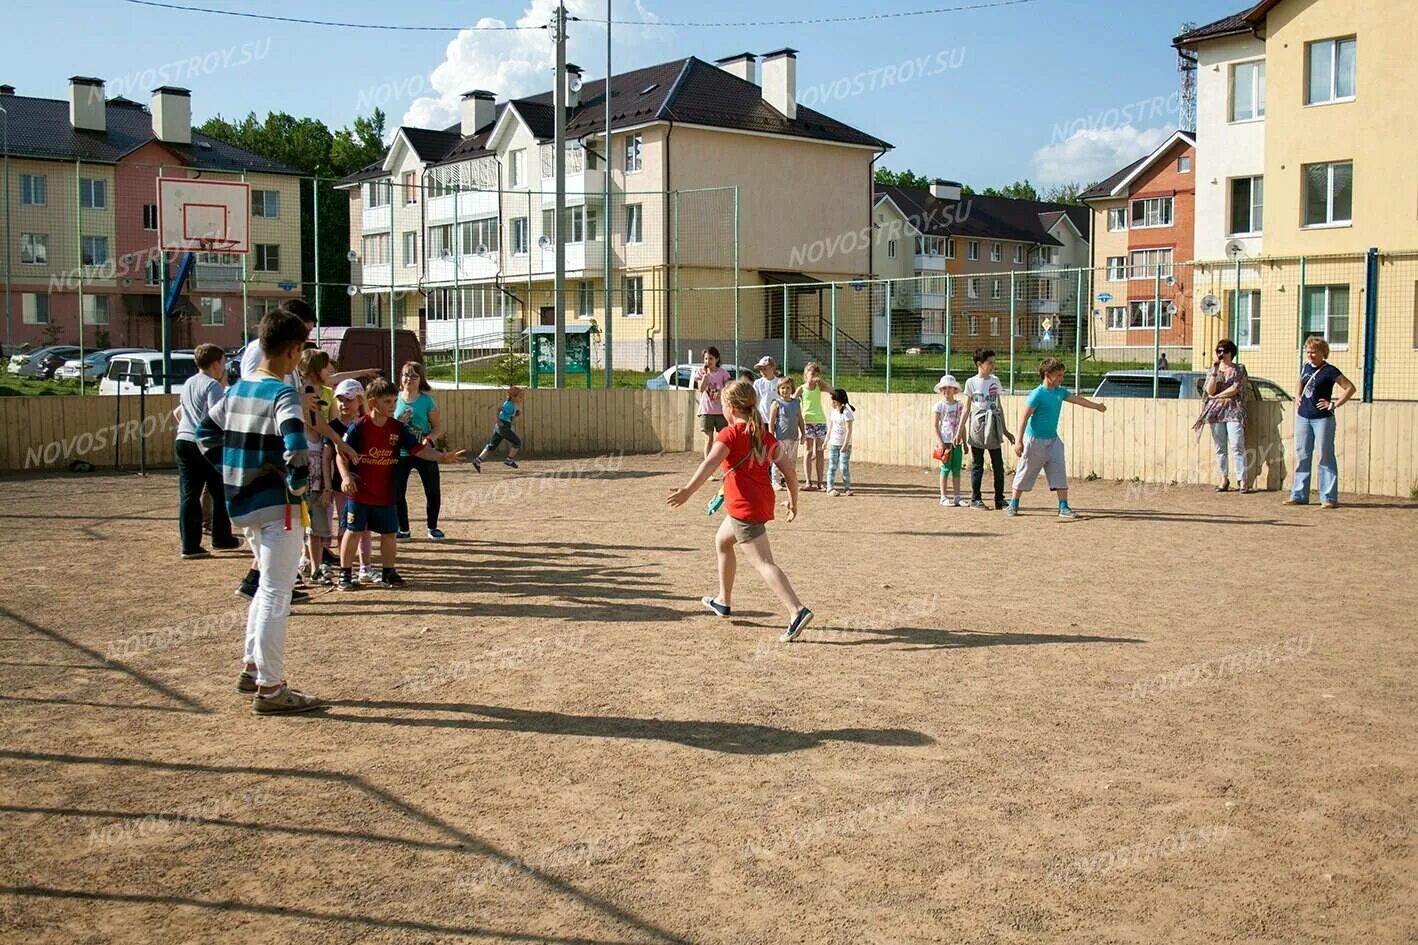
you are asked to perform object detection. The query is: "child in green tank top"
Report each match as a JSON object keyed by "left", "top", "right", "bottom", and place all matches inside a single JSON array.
[{"left": 799, "top": 361, "right": 830, "bottom": 491}]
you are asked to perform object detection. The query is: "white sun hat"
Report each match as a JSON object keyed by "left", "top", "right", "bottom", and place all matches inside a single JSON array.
[{"left": 934, "top": 374, "right": 961, "bottom": 392}]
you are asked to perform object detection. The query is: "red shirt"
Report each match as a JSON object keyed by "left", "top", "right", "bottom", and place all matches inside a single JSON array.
[
  {"left": 717, "top": 422, "right": 777, "bottom": 523},
  {"left": 343, "top": 415, "right": 425, "bottom": 506}
]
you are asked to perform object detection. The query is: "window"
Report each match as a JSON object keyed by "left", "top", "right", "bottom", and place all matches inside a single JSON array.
[
  {"left": 255, "top": 244, "right": 280, "bottom": 272},
  {"left": 1107, "top": 256, "right": 1127, "bottom": 281},
  {"left": 142, "top": 203, "right": 158, "bottom": 231},
  {"left": 1128, "top": 300, "right": 1171, "bottom": 329},
  {"left": 946, "top": 238, "right": 956, "bottom": 259},
  {"left": 1306, "top": 37, "right": 1356, "bottom": 106},
  {"left": 402, "top": 231, "right": 417, "bottom": 267},
  {"left": 252, "top": 190, "right": 280, "bottom": 218},
  {"left": 361, "top": 232, "right": 390, "bottom": 265},
  {"left": 1015, "top": 277, "right": 1026, "bottom": 301},
  {"left": 428, "top": 224, "right": 453, "bottom": 259},
  {"left": 1131, "top": 196, "right": 1174, "bottom": 228},
  {"left": 200, "top": 297, "right": 225, "bottom": 326},
  {"left": 20, "top": 174, "right": 46, "bottom": 206},
  {"left": 887, "top": 239, "right": 896, "bottom": 258},
  {"left": 1232, "top": 60, "right": 1266, "bottom": 121},
  {"left": 1229, "top": 176, "right": 1264, "bottom": 235},
  {"left": 1106, "top": 305, "right": 1127, "bottom": 330},
  {"left": 990, "top": 242, "right": 1002, "bottom": 262},
  {"left": 1037, "top": 246, "right": 1057, "bottom": 266},
  {"left": 79, "top": 178, "right": 106, "bottom": 210},
  {"left": 991, "top": 278, "right": 1001, "bottom": 300},
  {"left": 511, "top": 217, "right": 529, "bottom": 255},
  {"left": 460, "top": 217, "right": 499, "bottom": 254},
  {"left": 145, "top": 259, "right": 162, "bottom": 286},
  {"left": 1038, "top": 279, "right": 1057, "bottom": 302},
  {"left": 20, "top": 233, "right": 48, "bottom": 265},
  {"left": 363, "top": 296, "right": 381, "bottom": 327},
  {"left": 1231, "top": 290, "right": 1261, "bottom": 348},
  {"left": 625, "top": 203, "right": 643, "bottom": 244},
  {"left": 508, "top": 149, "right": 526, "bottom": 188},
  {"left": 623, "top": 275, "right": 644, "bottom": 317},
  {"left": 968, "top": 277, "right": 979, "bottom": 300},
  {"left": 1128, "top": 248, "right": 1173, "bottom": 281},
  {"left": 1013, "top": 245, "right": 1024, "bottom": 264},
  {"left": 1302, "top": 285, "right": 1350, "bottom": 347},
  {"left": 1107, "top": 207, "right": 1127, "bottom": 232},
  {"left": 966, "top": 241, "right": 979, "bottom": 261},
  {"left": 989, "top": 316, "right": 1000, "bottom": 335},
  {"left": 22, "top": 293, "right": 49, "bottom": 325},
  {"left": 84, "top": 294, "right": 109, "bottom": 325},
  {"left": 624, "top": 134, "right": 643, "bottom": 173},
  {"left": 1303, "top": 161, "right": 1353, "bottom": 227},
  {"left": 967, "top": 315, "right": 979, "bottom": 336},
  {"left": 81, "top": 236, "right": 108, "bottom": 266},
  {"left": 402, "top": 171, "right": 418, "bottom": 205},
  {"left": 1178, "top": 155, "right": 1192, "bottom": 173},
  {"left": 569, "top": 206, "right": 598, "bottom": 243},
  {"left": 366, "top": 180, "right": 390, "bottom": 207},
  {"left": 576, "top": 281, "right": 595, "bottom": 319}
]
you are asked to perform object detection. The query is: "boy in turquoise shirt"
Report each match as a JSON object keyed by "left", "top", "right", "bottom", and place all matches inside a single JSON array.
[{"left": 1008, "top": 357, "right": 1107, "bottom": 520}]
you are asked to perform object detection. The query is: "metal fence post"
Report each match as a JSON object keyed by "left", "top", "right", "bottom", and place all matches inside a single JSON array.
[
  {"left": 313, "top": 174, "right": 322, "bottom": 344},
  {"left": 885, "top": 279, "right": 893, "bottom": 393},
  {"left": 388, "top": 179, "right": 396, "bottom": 378},
  {"left": 1152, "top": 268, "right": 1161, "bottom": 398},
  {"left": 1296, "top": 255, "right": 1307, "bottom": 370},
  {"left": 1361, "top": 247, "right": 1379, "bottom": 402},
  {"left": 453, "top": 177, "right": 462, "bottom": 390},
  {"left": 671, "top": 190, "right": 679, "bottom": 372},
  {"left": 829, "top": 281, "right": 837, "bottom": 387},
  {"left": 1074, "top": 268, "right": 1083, "bottom": 391},
  {"left": 240, "top": 169, "right": 249, "bottom": 347},
  {"left": 1008, "top": 271, "right": 1016, "bottom": 393},
  {"left": 732, "top": 187, "right": 740, "bottom": 375},
  {"left": 944, "top": 273, "right": 952, "bottom": 375},
  {"left": 781, "top": 283, "right": 789, "bottom": 373},
  {"left": 75, "top": 158, "right": 86, "bottom": 390}
]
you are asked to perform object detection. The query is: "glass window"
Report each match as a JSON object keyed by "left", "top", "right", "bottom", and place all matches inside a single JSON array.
[
  {"left": 623, "top": 275, "right": 644, "bottom": 316},
  {"left": 1128, "top": 248, "right": 1173, "bottom": 280},
  {"left": 1107, "top": 256, "right": 1127, "bottom": 281},
  {"left": 1302, "top": 285, "right": 1350, "bottom": 346},
  {"left": 576, "top": 281, "right": 595, "bottom": 319},
  {"left": 1107, "top": 207, "right": 1127, "bottom": 232},
  {"left": 200, "top": 297, "right": 225, "bottom": 326},
  {"left": 1232, "top": 290, "right": 1261, "bottom": 347},
  {"left": 887, "top": 239, "right": 896, "bottom": 258},
  {"left": 966, "top": 241, "right": 979, "bottom": 261},
  {"left": 1131, "top": 196, "right": 1174, "bottom": 228},
  {"left": 402, "top": 231, "right": 417, "bottom": 266},
  {"left": 1013, "top": 246, "right": 1024, "bottom": 264},
  {"left": 1232, "top": 61, "right": 1266, "bottom": 121},
  {"left": 428, "top": 224, "right": 453, "bottom": 259},
  {"left": 946, "top": 238, "right": 956, "bottom": 258},
  {"left": 1127, "top": 300, "right": 1171, "bottom": 329},
  {"left": 402, "top": 171, "right": 418, "bottom": 205},
  {"left": 967, "top": 277, "right": 979, "bottom": 299},
  {"left": 459, "top": 217, "right": 499, "bottom": 254},
  {"left": 81, "top": 236, "right": 108, "bottom": 266},
  {"left": 990, "top": 242, "right": 1002, "bottom": 262},
  {"left": 22, "top": 292, "right": 49, "bottom": 324},
  {"left": 255, "top": 244, "right": 280, "bottom": 272},
  {"left": 143, "top": 203, "right": 158, "bottom": 231},
  {"left": 252, "top": 190, "right": 280, "bottom": 218},
  {"left": 84, "top": 294, "right": 109, "bottom": 325},
  {"left": 508, "top": 149, "right": 526, "bottom": 188},
  {"left": 1229, "top": 176, "right": 1264, "bottom": 234},
  {"left": 991, "top": 278, "right": 1001, "bottom": 300},
  {"left": 511, "top": 217, "right": 529, "bottom": 255},
  {"left": 625, "top": 203, "right": 643, "bottom": 244},
  {"left": 1107, "top": 306, "right": 1126, "bottom": 330},
  {"left": 361, "top": 232, "right": 389, "bottom": 265},
  {"left": 79, "top": 178, "right": 107, "bottom": 209},
  {"left": 21, "top": 233, "right": 48, "bottom": 265},
  {"left": 366, "top": 180, "right": 390, "bottom": 207},
  {"left": 624, "top": 134, "right": 643, "bottom": 173},
  {"left": 1303, "top": 161, "right": 1352, "bottom": 227},
  {"left": 1307, "top": 37, "right": 1356, "bottom": 105},
  {"left": 21, "top": 174, "right": 46, "bottom": 206},
  {"left": 967, "top": 315, "right": 979, "bottom": 336}
]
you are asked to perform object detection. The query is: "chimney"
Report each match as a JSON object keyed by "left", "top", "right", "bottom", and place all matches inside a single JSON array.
[
  {"left": 151, "top": 86, "right": 192, "bottom": 145},
  {"left": 564, "top": 63, "right": 583, "bottom": 109},
  {"left": 461, "top": 90, "right": 495, "bottom": 137},
  {"left": 761, "top": 48, "right": 797, "bottom": 120},
  {"left": 68, "top": 76, "right": 106, "bottom": 133},
  {"left": 0, "top": 85, "right": 15, "bottom": 96},
  {"left": 930, "top": 179, "right": 962, "bottom": 201},
  {"left": 715, "top": 52, "right": 757, "bottom": 85}
]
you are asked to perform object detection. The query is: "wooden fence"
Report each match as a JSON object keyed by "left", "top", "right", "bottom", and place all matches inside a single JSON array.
[{"left": 2, "top": 390, "right": 1415, "bottom": 499}]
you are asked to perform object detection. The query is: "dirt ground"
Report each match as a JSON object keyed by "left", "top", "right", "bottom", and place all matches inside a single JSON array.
[{"left": 0, "top": 452, "right": 1414, "bottom": 945}]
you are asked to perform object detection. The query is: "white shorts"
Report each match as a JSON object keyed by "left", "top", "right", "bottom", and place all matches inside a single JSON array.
[{"left": 1012, "top": 436, "right": 1067, "bottom": 492}]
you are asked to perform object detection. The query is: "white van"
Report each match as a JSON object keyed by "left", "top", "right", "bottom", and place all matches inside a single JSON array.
[{"left": 99, "top": 351, "right": 199, "bottom": 396}]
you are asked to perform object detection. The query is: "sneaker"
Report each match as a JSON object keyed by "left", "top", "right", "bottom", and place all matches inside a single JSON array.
[
  {"left": 781, "top": 607, "right": 813, "bottom": 642},
  {"left": 382, "top": 569, "right": 407, "bottom": 587},
  {"left": 337, "top": 573, "right": 359, "bottom": 592},
  {"left": 235, "top": 568, "right": 260, "bottom": 600},
  {"left": 826, "top": 489, "right": 840, "bottom": 497},
  {"left": 1215, "top": 482, "right": 1230, "bottom": 493},
  {"left": 504, "top": 458, "right": 519, "bottom": 469},
  {"left": 702, "top": 596, "right": 731, "bottom": 618},
  {"left": 471, "top": 456, "right": 483, "bottom": 473},
  {"left": 358, "top": 567, "right": 375, "bottom": 584},
  {"left": 252, "top": 685, "right": 325, "bottom": 715},
  {"left": 1320, "top": 501, "right": 1338, "bottom": 509},
  {"left": 310, "top": 565, "right": 334, "bottom": 586},
  {"left": 1238, "top": 486, "right": 1252, "bottom": 495},
  {"left": 1005, "top": 503, "right": 1019, "bottom": 517},
  {"left": 427, "top": 528, "right": 446, "bottom": 541},
  {"left": 181, "top": 548, "right": 211, "bottom": 560},
  {"left": 213, "top": 539, "right": 243, "bottom": 551},
  {"left": 395, "top": 530, "right": 412, "bottom": 541},
  {"left": 293, "top": 572, "right": 307, "bottom": 589},
  {"left": 841, "top": 489, "right": 853, "bottom": 496},
  {"left": 969, "top": 499, "right": 988, "bottom": 510},
  {"left": 1058, "top": 506, "right": 1079, "bottom": 521},
  {"left": 939, "top": 497, "right": 951, "bottom": 507},
  {"left": 236, "top": 671, "right": 258, "bottom": 694},
  {"left": 369, "top": 570, "right": 385, "bottom": 585}
]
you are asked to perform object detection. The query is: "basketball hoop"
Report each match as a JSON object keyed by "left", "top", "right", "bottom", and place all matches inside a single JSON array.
[{"left": 158, "top": 178, "right": 250, "bottom": 255}]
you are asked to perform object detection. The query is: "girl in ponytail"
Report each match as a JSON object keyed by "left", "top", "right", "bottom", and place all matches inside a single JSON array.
[{"left": 667, "top": 379, "right": 815, "bottom": 642}]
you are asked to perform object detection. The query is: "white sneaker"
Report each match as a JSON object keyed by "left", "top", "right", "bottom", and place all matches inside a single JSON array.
[
  {"left": 358, "top": 567, "right": 375, "bottom": 584},
  {"left": 939, "top": 497, "right": 951, "bottom": 507},
  {"left": 826, "top": 489, "right": 840, "bottom": 497}
]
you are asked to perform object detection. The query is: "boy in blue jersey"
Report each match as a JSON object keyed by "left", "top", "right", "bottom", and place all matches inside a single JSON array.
[
  {"left": 475, "top": 385, "right": 525, "bottom": 469},
  {"left": 1007, "top": 357, "right": 1107, "bottom": 521},
  {"left": 198, "top": 309, "right": 325, "bottom": 715}
]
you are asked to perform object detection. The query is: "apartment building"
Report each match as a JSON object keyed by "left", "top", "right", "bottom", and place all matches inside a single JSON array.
[
  {"left": 1082, "top": 131, "right": 1197, "bottom": 363},
  {"left": 0, "top": 79, "right": 302, "bottom": 352},
  {"left": 1176, "top": 0, "right": 1418, "bottom": 397},
  {"left": 337, "top": 50, "right": 890, "bottom": 372},
  {"left": 871, "top": 180, "right": 1090, "bottom": 354}
]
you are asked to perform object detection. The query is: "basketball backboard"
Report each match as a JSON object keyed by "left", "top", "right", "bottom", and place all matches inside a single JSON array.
[{"left": 157, "top": 178, "right": 250, "bottom": 254}]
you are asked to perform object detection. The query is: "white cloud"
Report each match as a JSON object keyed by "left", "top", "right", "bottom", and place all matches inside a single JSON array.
[
  {"left": 1031, "top": 125, "right": 1171, "bottom": 187},
  {"left": 402, "top": 0, "right": 664, "bottom": 130}
]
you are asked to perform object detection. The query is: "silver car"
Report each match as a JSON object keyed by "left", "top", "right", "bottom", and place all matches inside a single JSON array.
[
  {"left": 8, "top": 346, "right": 82, "bottom": 378},
  {"left": 54, "top": 348, "right": 152, "bottom": 382},
  {"left": 645, "top": 363, "right": 758, "bottom": 390},
  {"left": 1092, "top": 370, "right": 1292, "bottom": 401}
]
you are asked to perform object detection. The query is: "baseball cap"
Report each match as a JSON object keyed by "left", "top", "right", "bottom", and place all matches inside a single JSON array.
[
  {"left": 934, "top": 374, "right": 961, "bottom": 392},
  {"left": 334, "top": 378, "right": 365, "bottom": 399},
  {"left": 754, "top": 355, "right": 775, "bottom": 368}
]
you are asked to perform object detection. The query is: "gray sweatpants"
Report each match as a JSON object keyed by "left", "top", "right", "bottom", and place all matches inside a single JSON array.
[{"left": 1012, "top": 435, "right": 1067, "bottom": 492}]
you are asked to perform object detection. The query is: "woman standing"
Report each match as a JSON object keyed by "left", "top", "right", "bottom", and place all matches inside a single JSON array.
[
  {"left": 1202, "top": 339, "right": 1250, "bottom": 493},
  {"left": 1285, "top": 337, "right": 1355, "bottom": 509},
  {"left": 394, "top": 361, "right": 446, "bottom": 540}
]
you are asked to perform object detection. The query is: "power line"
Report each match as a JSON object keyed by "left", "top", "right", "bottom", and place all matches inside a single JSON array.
[{"left": 120, "top": 0, "right": 1042, "bottom": 32}]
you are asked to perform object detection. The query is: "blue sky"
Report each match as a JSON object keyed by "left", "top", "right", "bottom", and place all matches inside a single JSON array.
[{"left": 6, "top": 0, "right": 1245, "bottom": 187}]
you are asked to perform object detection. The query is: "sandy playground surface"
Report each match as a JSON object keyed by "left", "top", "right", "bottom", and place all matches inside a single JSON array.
[{"left": 0, "top": 452, "right": 1414, "bottom": 945}]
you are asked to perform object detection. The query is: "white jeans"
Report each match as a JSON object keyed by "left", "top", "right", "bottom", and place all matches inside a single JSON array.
[
  {"left": 1209, "top": 420, "right": 1246, "bottom": 484},
  {"left": 244, "top": 519, "right": 304, "bottom": 687}
]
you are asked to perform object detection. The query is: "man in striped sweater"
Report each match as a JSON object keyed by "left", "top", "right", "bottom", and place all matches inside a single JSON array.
[{"left": 198, "top": 308, "right": 325, "bottom": 715}]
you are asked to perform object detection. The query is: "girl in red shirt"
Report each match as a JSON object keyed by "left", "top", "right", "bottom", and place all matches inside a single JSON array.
[{"left": 668, "top": 379, "right": 814, "bottom": 641}]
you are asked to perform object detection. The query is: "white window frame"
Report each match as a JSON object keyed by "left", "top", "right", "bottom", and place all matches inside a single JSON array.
[
  {"left": 142, "top": 203, "right": 158, "bottom": 231},
  {"left": 576, "top": 280, "right": 595, "bottom": 319},
  {"left": 991, "top": 278, "right": 1001, "bottom": 300},
  {"left": 252, "top": 190, "right": 280, "bottom": 218},
  {"left": 887, "top": 239, "right": 896, "bottom": 259},
  {"left": 79, "top": 178, "right": 107, "bottom": 210},
  {"left": 1302, "top": 284, "right": 1350, "bottom": 349},
  {"left": 945, "top": 238, "right": 956, "bottom": 259},
  {"left": 990, "top": 316, "right": 1000, "bottom": 336},
  {"left": 200, "top": 296, "right": 225, "bottom": 326},
  {"left": 402, "top": 231, "right": 417, "bottom": 267},
  {"left": 624, "top": 134, "right": 643, "bottom": 174},
  {"left": 967, "top": 277, "right": 979, "bottom": 300},
  {"left": 1229, "top": 176, "right": 1265, "bottom": 236},
  {"left": 623, "top": 274, "right": 645, "bottom": 317},
  {"left": 366, "top": 180, "right": 390, "bottom": 208},
  {"left": 1128, "top": 248, "right": 1173, "bottom": 281},
  {"left": 967, "top": 315, "right": 979, "bottom": 336},
  {"left": 459, "top": 217, "right": 499, "bottom": 255},
  {"left": 81, "top": 235, "right": 109, "bottom": 266},
  {"left": 255, "top": 244, "right": 280, "bottom": 272},
  {"left": 966, "top": 240, "right": 979, "bottom": 261},
  {"left": 1106, "top": 305, "right": 1126, "bottom": 331},
  {"left": 145, "top": 258, "right": 162, "bottom": 286},
  {"left": 1013, "top": 245, "right": 1024, "bottom": 264},
  {"left": 362, "top": 232, "right": 390, "bottom": 265},
  {"left": 22, "top": 292, "right": 49, "bottom": 325},
  {"left": 363, "top": 295, "right": 381, "bottom": 327},
  {"left": 1177, "top": 155, "right": 1192, "bottom": 173},
  {"left": 1231, "top": 60, "right": 1266, "bottom": 122},
  {"left": 1130, "top": 196, "right": 1174, "bottom": 229},
  {"left": 84, "top": 293, "right": 109, "bottom": 326},
  {"left": 1107, "top": 207, "right": 1127, "bottom": 232},
  {"left": 1302, "top": 161, "right": 1353, "bottom": 228},
  {"left": 21, "top": 233, "right": 48, "bottom": 265},
  {"left": 1128, "top": 300, "right": 1171, "bottom": 330},
  {"left": 625, "top": 203, "right": 643, "bottom": 244},
  {"left": 1306, "top": 37, "right": 1356, "bottom": 107},
  {"left": 511, "top": 217, "right": 529, "bottom": 256},
  {"left": 508, "top": 149, "right": 526, "bottom": 188},
  {"left": 1106, "top": 256, "right": 1127, "bottom": 281},
  {"left": 402, "top": 171, "right": 418, "bottom": 205},
  {"left": 990, "top": 242, "right": 1002, "bottom": 262},
  {"left": 20, "top": 174, "right": 46, "bottom": 207},
  {"left": 1232, "top": 289, "right": 1261, "bottom": 348}
]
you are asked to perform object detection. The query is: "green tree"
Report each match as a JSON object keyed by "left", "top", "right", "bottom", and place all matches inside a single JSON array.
[
  {"left": 982, "top": 179, "right": 1040, "bottom": 201},
  {"left": 331, "top": 109, "right": 387, "bottom": 176},
  {"left": 874, "top": 167, "right": 934, "bottom": 190},
  {"left": 1041, "top": 182, "right": 1091, "bottom": 206}
]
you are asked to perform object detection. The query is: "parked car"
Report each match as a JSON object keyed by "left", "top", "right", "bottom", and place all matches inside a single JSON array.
[
  {"left": 645, "top": 363, "right": 758, "bottom": 390},
  {"left": 54, "top": 348, "right": 151, "bottom": 383},
  {"left": 905, "top": 343, "right": 947, "bottom": 355},
  {"left": 8, "top": 346, "right": 82, "bottom": 379},
  {"left": 99, "top": 352, "right": 199, "bottom": 396},
  {"left": 1092, "top": 370, "right": 1292, "bottom": 401}
]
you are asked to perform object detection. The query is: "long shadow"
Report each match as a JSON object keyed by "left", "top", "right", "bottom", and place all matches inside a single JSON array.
[
  {"left": 516, "top": 470, "right": 668, "bottom": 482},
  {"left": 0, "top": 661, "right": 121, "bottom": 670},
  {"left": 808, "top": 625, "right": 1145, "bottom": 650},
  {"left": 326, "top": 700, "right": 935, "bottom": 756},
  {"left": 1083, "top": 509, "right": 1310, "bottom": 527},
  {"left": 0, "top": 749, "right": 686, "bottom": 945},
  {"left": 466, "top": 539, "right": 698, "bottom": 554},
  {"left": 0, "top": 608, "right": 209, "bottom": 714}
]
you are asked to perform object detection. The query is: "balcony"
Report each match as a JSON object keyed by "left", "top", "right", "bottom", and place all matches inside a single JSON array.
[
  {"left": 893, "top": 287, "right": 945, "bottom": 311},
  {"left": 539, "top": 168, "right": 605, "bottom": 207},
  {"left": 1028, "top": 298, "right": 1060, "bottom": 315},
  {"left": 535, "top": 239, "right": 605, "bottom": 273},
  {"left": 190, "top": 261, "right": 242, "bottom": 291},
  {"left": 912, "top": 253, "right": 947, "bottom": 272},
  {"left": 424, "top": 252, "right": 499, "bottom": 284},
  {"left": 362, "top": 202, "right": 394, "bottom": 231},
  {"left": 427, "top": 190, "right": 499, "bottom": 224}
]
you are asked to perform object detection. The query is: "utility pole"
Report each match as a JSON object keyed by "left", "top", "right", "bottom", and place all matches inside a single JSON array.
[
  {"left": 552, "top": 1, "right": 568, "bottom": 388},
  {"left": 602, "top": 0, "right": 613, "bottom": 387}
]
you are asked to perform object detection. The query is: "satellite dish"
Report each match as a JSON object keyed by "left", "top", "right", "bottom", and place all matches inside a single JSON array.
[
  {"left": 1200, "top": 294, "right": 1221, "bottom": 317},
  {"left": 568, "top": 74, "right": 583, "bottom": 93},
  {"left": 476, "top": 244, "right": 489, "bottom": 255},
  {"left": 121, "top": 277, "right": 132, "bottom": 288},
  {"left": 346, "top": 250, "right": 359, "bottom": 263},
  {"left": 538, "top": 235, "right": 552, "bottom": 249},
  {"left": 346, "top": 285, "right": 359, "bottom": 297},
  {"left": 1165, "top": 301, "right": 1179, "bottom": 318},
  {"left": 1164, "top": 274, "right": 1176, "bottom": 287},
  {"left": 1225, "top": 239, "right": 1247, "bottom": 260},
  {"left": 121, "top": 253, "right": 135, "bottom": 266}
]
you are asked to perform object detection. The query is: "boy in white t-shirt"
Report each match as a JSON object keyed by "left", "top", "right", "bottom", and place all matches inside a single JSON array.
[
  {"left": 753, "top": 356, "right": 780, "bottom": 422},
  {"left": 961, "top": 348, "right": 1015, "bottom": 510}
]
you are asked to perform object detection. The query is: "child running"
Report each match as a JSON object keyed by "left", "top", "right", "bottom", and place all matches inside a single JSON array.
[
  {"left": 196, "top": 308, "right": 321, "bottom": 714},
  {"left": 798, "top": 362, "right": 830, "bottom": 490},
  {"left": 961, "top": 348, "right": 1016, "bottom": 510},
  {"left": 475, "top": 385, "right": 524, "bottom": 470},
  {"left": 329, "top": 378, "right": 375, "bottom": 583},
  {"left": 767, "top": 375, "right": 803, "bottom": 491},
  {"left": 1008, "top": 357, "right": 1107, "bottom": 520},
  {"left": 932, "top": 374, "right": 966, "bottom": 506},
  {"left": 825, "top": 387, "right": 855, "bottom": 496},
  {"left": 336, "top": 378, "right": 467, "bottom": 590},
  {"left": 667, "top": 379, "right": 814, "bottom": 642}
]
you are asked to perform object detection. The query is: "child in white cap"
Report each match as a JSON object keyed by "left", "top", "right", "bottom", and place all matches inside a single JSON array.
[{"left": 933, "top": 374, "right": 966, "bottom": 506}]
